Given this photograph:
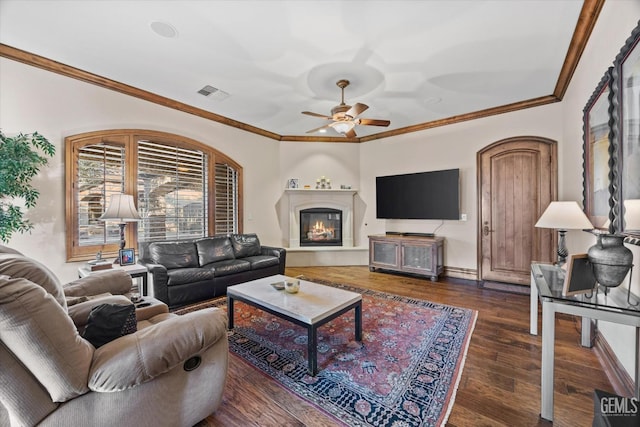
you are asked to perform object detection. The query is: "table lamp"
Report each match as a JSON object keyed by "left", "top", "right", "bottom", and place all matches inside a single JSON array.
[
  {"left": 535, "top": 201, "right": 593, "bottom": 266},
  {"left": 99, "top": 194, "right": 141, "bottom": 262}
]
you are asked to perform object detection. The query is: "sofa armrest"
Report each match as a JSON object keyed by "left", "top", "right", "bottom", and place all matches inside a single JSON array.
[
  {"left": 88, "top": 308, "right": 227, "bottom": 392},
  {"left": 261, "top": 246, "right": 286, "bottom": 274},
  {"left": 138, "top": 262, "right": 169, "bottom": 304}
]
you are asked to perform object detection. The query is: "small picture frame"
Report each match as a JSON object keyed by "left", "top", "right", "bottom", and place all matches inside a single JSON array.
[
  {"left": 118, "top": 248, "right": 136, "bottom": 266},
  {"left": 562, "top": 253, "right": 597, "bottom": 296},
  {"left": 288, "top": 178, "right": 299, "bottom": 189}
]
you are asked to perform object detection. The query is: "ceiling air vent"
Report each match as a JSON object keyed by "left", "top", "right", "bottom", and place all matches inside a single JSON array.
[{"left": 197, "top": 85, "right": 230, "bottom": 101}]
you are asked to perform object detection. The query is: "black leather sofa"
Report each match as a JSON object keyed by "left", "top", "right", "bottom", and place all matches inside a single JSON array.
[{"left": 138, "top": 233, "right": 286, "bottom": 309}]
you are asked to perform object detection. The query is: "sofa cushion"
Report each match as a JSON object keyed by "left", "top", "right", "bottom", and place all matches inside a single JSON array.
[
  {"left": 243, "top": 255, "right": 280, "bottom": 270},
  {"left": 148, "top": 242, "right": 199, "bottom": 269},
  {"left": 0, "top": 253, "right": 67, "bottom": 311},
  {"left": 231, "top": 234, "right": 261, "bottom": 258},
  {"left": 196, "top": 236, "right": 235, "bottom": 266},
  {"left": 0, "top": 276, "right": 93, "bottom": 402},
  {"left": 167, "top": 268, "right": 215, "bottom": 286},
  {"left": 203, "top": 259, "right": 250, "bottom": 277}
]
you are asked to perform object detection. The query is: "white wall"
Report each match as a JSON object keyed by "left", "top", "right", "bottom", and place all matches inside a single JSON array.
[
  {"left": 0, "top": 58, "right": 283, "bottom": 283},
  {"left": 358, "top": 103, "right": 564, "bottom": 272}
]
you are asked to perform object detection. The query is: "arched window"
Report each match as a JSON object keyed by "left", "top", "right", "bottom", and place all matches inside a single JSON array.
[{"left": 65, "top": 130, "right": 242, "bottom": 261}]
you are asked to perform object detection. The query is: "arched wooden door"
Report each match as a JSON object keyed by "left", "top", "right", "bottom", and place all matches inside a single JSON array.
[{"left": 477, "top": 136, "right": 557, "bottom": 285}]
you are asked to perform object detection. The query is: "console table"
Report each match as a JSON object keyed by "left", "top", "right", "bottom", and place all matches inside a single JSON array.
[
  {"left": 368, "top": 234, "right": 444, "bottom": 281},
  {"left": 530, "top": 263, "right": 640, "bottom": 422}
]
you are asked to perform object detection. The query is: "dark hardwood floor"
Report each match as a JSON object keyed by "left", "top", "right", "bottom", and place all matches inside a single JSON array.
[{"left": 199, "top": 266, "right": 613, "bottom": 427}]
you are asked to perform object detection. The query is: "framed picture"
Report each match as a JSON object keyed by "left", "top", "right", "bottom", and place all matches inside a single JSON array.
[
  {"left": 611, "top": 20, "right": 640, "bottom": 242},
  {"left": 118, "top": 248, "right": 136, "bottom": 266},
  {"left": 582, "top": 68, "right": 613, "bottom": 230},
  {"left": 562, "top": 254, "right": 596, "bottom": 297},
  {"left": 287, "top": 178, "right": 299, "bottom": 189}
]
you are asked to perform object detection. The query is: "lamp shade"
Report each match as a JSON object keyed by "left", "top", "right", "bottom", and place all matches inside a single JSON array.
[
  {"left": 99, "top": 194, "right": 141, "bottom": 222},
  {"left": 624, "top": 199, "right": 640, "bottom": 231},
  {"left": 535, "top": 201, "right": 593, "bottom": 230}
]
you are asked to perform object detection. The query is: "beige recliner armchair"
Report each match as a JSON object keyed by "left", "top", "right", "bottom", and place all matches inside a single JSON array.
[{"left": 0, "top": 248, "right": 229, "bottom": 427}]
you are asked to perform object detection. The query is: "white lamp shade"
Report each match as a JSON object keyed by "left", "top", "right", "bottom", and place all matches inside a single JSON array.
[
  {"left": 624, "top": 199, "right": 640, "bottom": 230},
  {"left": 99, "top": 194, "right": 141, "bottom": 222},
  {"left": 535, "top": 201, "right": 593, "bottom": 230}
]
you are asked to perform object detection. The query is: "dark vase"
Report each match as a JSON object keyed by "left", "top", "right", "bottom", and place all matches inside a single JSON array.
[{"left": 587, "top": 234, "right": 633, "bottom": 288}]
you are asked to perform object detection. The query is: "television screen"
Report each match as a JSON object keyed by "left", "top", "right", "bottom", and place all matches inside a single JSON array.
[{"left": 376, "top": 169, "right": 460, "bottom": 220}]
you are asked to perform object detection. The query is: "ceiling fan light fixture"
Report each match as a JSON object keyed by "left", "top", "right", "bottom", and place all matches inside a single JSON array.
[{"left": 330, "top": 121, "right": 355, "bottom": 134}]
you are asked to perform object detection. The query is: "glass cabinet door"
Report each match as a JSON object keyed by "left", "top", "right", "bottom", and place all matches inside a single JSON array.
[
  {"left": 401, "top": 244, "right": 433, "bottom": 272},
  {"left": 372, "top": 241, "right": 398, "bottom": 266}
]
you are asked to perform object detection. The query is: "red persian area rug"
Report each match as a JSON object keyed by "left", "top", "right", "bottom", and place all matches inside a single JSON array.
[{"left": 175, "top": 278, "right": 477, "bottom": 427}]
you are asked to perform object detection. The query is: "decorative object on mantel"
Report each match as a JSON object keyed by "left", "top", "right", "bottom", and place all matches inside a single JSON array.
[
  {"left": 287, "top": 178, "right": 299, "bottom": 189},
  {"left": 535, "top": 201, "right": 594, "bottom": 266},
  {"left": 99, "top": 194, "right": 141, "bottom": 263},
  {"left": 315, "top": 176, "right": 331, "bottom": 189}
]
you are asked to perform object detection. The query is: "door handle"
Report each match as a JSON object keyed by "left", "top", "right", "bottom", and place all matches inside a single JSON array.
[{"left": 483, "top": 221, "right": 494, "bottom": 236}]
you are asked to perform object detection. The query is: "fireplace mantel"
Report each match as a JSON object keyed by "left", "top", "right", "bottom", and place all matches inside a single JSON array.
[
  {"left": 284, "top": 189, "right": 358, "bottom": 195},
  {"left": 285, "top": 189, "right": 357, "bottom": 248}
]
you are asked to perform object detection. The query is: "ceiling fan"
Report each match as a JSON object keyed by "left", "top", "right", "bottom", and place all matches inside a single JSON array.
[{"left": 302, "top": 79, "right": 390, "bottom": 138}]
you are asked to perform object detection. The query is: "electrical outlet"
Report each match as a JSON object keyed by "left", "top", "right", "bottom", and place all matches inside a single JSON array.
[{"left": 460, "top": 213, "right": 467, "bottom": 221}]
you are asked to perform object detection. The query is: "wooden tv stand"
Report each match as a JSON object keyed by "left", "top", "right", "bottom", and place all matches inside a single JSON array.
[{"left": 368, "top": 234, "right": 444, "bottom": 281}]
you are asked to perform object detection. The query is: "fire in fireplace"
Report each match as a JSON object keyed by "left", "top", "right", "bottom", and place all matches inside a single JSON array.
[{"left": 300, "top": 207, "right": 343, "bottom": 246}]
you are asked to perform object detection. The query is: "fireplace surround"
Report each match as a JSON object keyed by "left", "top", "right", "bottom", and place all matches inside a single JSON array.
[
  {"left": 285, "top": 189, "right": 356, "bottom": 248},
  {"left": 300, "top": 207, "right": 342, "bottom": 246}
]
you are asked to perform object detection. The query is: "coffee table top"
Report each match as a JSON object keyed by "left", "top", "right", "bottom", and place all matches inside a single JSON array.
[{"left": 227, "top": 274, "right": 362, "bottom": 325}]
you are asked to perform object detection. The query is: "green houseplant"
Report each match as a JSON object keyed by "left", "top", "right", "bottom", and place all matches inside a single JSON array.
[{"left": 0, "top": 131, "right": 55, "bottom": 243}]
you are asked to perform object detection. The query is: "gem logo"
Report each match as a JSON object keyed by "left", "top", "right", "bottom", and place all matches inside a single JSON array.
[{"left": 600, "top": 396, "right": 639, "bottom": 416}]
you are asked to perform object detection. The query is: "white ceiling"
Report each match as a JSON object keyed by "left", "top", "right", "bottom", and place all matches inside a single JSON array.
[{"left": 0, "top": 0, "right": 588, "bottom": 140}]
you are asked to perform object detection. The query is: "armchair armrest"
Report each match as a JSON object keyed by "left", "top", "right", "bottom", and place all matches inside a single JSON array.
[
  {"left": 68, "top": 295, "right": 132, "bottom": 329},
  {"left": 64, "top": 270, "right": 132, "bottom": 297},
  {"left": 138, "top": 262, "right": 169, "bottom": 304},
  {"left": 88, "top": 308, "right": 227, "bottom": 392}
]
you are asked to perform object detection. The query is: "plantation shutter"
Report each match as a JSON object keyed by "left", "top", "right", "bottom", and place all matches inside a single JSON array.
[
  {"left": 76, "top": 144, "right": 125, "bottom": 246},
  {"left": 137, "top": 140, "right": 208, "bottom": 242},
  {"left": 214, "top": 163, "right": 238, "bottom": 234}
]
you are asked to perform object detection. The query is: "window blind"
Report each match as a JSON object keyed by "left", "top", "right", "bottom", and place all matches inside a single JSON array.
[
  {"left": 214, "top": 163, "right": 238, "bottom": 234},
  {"left": 137, "top": 140, "right": 208, "bottom": 242},
  {"left": 76, "top": 144, "right": 125, "bottom": 246}
]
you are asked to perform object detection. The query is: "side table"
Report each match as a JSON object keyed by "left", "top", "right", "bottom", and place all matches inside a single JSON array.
[{"left": 78, "top": 263, "right": 149, "bottom": 296}]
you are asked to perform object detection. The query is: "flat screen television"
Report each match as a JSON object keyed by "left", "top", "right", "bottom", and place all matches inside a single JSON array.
[{"left": 376, "top": 169, "right": 460, "bottom": 220}]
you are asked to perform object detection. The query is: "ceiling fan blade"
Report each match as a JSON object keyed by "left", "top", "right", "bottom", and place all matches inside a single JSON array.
[
  {"left": 306, "top": 124, "right": 332, "bottom": 134},
  {"left": 344, "top": 128, "right": 357, "bottom": 138},
  {"left": 302, "top": 111, "right": 332, "bottom": 119},
  {"left": 345, "top": 103, "right": 368, "bottom": 118},
  {"left": 357, "top": 118, "right": 391, "bottom": 127}
]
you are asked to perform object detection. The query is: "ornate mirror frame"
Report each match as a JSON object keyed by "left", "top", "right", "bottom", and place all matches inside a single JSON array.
[
  {"left": 583, "top": 67, "right": 613, "bottom": 230},
  {"left": 611, "top": 20, "right": 640, "bottom": 244}
]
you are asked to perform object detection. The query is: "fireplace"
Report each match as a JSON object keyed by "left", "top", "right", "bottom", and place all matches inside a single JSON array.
[{"left": 300, "top": 207, "right": 342, "bottom": 246}]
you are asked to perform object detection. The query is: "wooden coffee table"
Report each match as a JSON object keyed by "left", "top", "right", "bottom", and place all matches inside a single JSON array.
[{"left": 227, "top": 274, "right": 362, "bottom": 375}]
